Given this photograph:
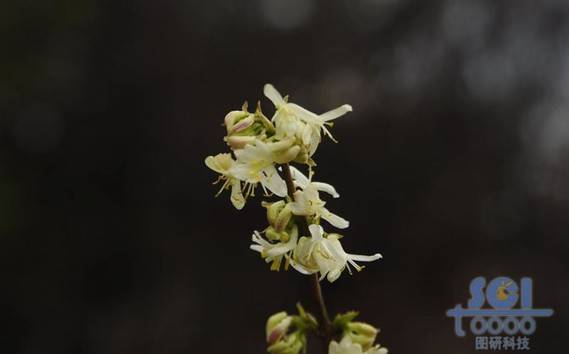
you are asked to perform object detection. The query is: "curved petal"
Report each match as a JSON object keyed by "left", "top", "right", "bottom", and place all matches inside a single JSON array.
[
  {"left": 251, "top": 230, "right": 272, "bottom": 248},
  {"left": 307, "top": 127, "right": 321, "bottom": 156},
  {"left": 348, "top": 253, "right": 382, "bottom": 262},
  {"left": 289, "top": 166, "right": 310, "bottom": 189},
  {"left": 261, "top": 165, "right": 287, "bottom": 197},
  {"left": 272, "top": 145, "right": 300, "bottom": 164},
  {"left": 319, "top": 104, "right": 352, "bottom": 121},
  {"left": 308, "top": 224, "right": 324, "bottom": 241},
  {"left": 266, "top": 231, "right": 298, "bottom": 258},
  {"left": 250, "top": 245, "right": 264, "bottom": 253},
  {"left": 321, "top": 208, "right": 349, "bottom": 229},
  {"left": 264, "top": 84, "right": 285, "bottom": 107},
  {"left": 301, "top": 123, "right": 316, "bottom": 146},
  {"left": 204, "top": 153, "right": 232, "bottom": 174},
  {"left": 312, "top": 182, "right": 339, "bottom": 198},
  {"left": 204, "top": 156, "right": 219, "bottom": 173},
  {"left": 230, "top": 179, "right": 245, "bottom": 209},
  {"left": 288, "top": 258, "right": 317, "bottom": 275},
  {"left": 324, "top": 237, "right": 349, "bottom": 263},
  {"left": 326, "top": 268, "right": 343, "bottom": 283},
  {"left": 287, "top": 103, "right": 321, "bottom": 124},
  {"left": 266, "top": 137, "right": 294, "bottom": 152}
]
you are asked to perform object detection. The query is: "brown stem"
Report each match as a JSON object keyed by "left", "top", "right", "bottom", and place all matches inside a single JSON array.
[
  {"left": 282, "top": 163, "right": 296, "bottom": 200},
  {"left": 312, "top": 273, "right": 332, "bottom": 335},
  {"left": 281, "top": 163, "right": 333, "bottom": 350}
]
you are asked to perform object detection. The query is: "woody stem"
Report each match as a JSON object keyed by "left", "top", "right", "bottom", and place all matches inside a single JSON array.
[{"left": 281, "top": 163, "right": 333, "bottom": 349}]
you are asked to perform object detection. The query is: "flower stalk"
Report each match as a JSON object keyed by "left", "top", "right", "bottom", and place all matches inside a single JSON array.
[{"left": 282, "top": 162, "right": 333, "bottom": 350}]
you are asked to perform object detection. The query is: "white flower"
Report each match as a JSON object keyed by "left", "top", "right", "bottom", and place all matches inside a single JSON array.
[
  {"left": 204, "top": 153, "right": 245, "bottom": 209},
  {"left": 287, "top": 166, "right": 347, "bottom": 229},
  {"left": 250, "top": 225, "right": 299, "bottom": 271},
  {"left": 290, "top": 224, "right": 382, "bottom": 283},
  {"left": 231, "top": 140, "right": 289, "bottom": 197},
  {"left": 264, "top": 83, "right": 352, "bottom": 156},
  {"left": 329, "top": 336, "right": 388, "bottom": 354},
  {"left": 289, "top": 165, "right": 340, "bottom": 198}
]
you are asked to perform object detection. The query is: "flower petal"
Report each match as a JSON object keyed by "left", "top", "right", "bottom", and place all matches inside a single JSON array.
[
  {"left": 204, "top": 153, "right": 232, "bottom": 174},
  {"left": 321, "top": 208, "right": 350, "bottom": 229},
  {"left": 312, "top": 182, "right": 339, "bottom": 198},
  {"left": 308, "top": 224, "right": 324, "bottom": 241},
  {"left": 289, "top": 166, "right": 310, "bottom": 189},
  {"left": 287, "top": 103, "right": 321, "bottom": 124},
  {"left": 261, "top": 165, "right": 287, "bottom": 197},
  {"left": 264, "top": 84, "right": 286, "bottom": 107},
  {"left": 230, "top": 179, "right": 245, "bottom": 209},
  {"left": 319, "top": 104, "right": 352, "bottom": 121},
  {"left": 289, "top": 258, "right": 317, "bottom": 275},
  {"left": 348, "top": 253, "right": 382, "bottom": 262}
]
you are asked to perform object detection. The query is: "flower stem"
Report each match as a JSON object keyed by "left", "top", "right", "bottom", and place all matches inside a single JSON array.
[
  {"left": 281, "top": 163, "right": 333, "bottom": 350},
  {"left": 312, "top": 273, "right": 332, "bottom": 335},
  {"left": 282, "top": 163, "right": 296, "bottom": 201}
]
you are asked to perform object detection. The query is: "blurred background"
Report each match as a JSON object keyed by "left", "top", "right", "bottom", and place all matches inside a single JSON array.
[{"left": 1, "top": 0, "right": 568, "bottom": 353}]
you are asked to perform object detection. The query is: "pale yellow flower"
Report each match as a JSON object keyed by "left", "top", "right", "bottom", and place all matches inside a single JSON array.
[
  {"left": 264, "top": 83, "right": 352, "bottom": 156},
  {"left": 231, "top": 140, "right": 289, "bottom": 197},
  {"left": 290, "top": 225, "right": 382, "bottom": 283},
  {"left": 204, "top": 153, "right": 245, "bottom": 209},
  {"left": 250, "top": 224, "right": 299, "bottom": 271},
  {"left": 287, "top": 166, "right": 347, "bottom": 229}
]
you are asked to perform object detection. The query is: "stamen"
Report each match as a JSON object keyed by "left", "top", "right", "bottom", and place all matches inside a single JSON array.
[{"left": 215, "top": 179, "right": 230, "bottom": 197}]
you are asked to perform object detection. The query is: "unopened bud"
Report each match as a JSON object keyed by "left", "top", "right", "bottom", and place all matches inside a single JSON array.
[
  {"left": 265, "top": 226, "right": 281, "bottom": 242},
  {"left": 266, "top": 312, "right": 292, "bottom": 345},
  {"left": 263, "top": 201, "right": 292, "bottom": 232},
  {"left": 227, "top": 114, "right": 255, "bottom": 136},
  {"left": 273, "top": 145, "right": 301, "bottom": 164},
  {"left": 267, "top": 331, "right": 303, "bottom": 354},
  {"left": 224, "top": 110, "right": 250, "bottom": 133},
  {"left": 346, "top": 322, "right": 378, "bottom": 351}
]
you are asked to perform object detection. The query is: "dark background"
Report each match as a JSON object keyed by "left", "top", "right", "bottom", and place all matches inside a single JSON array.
[{"left": 1, "top": 0, "right": 568, "bottom": 353}]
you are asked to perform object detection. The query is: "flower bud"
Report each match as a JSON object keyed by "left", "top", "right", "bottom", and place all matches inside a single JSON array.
[
  {"left": 273, "top": 145, "right": 301, "bottom": 164},
  {"left": 263, "top": 226, "right": 278, "bottom": 242},
  {"left": 267, "top": 331, "right": 304, "bottom": 354},
  {"left": 228, "top": 114, "right": 255, "bottom": 136},
  {"left": 264, "top": 200, "right": 284, "bottom": 225},
  {"left": 224, "top": 110, "right": 251, "bottom": 134},
  {"left": 263, "top": 201, "right": 292, "bottom": 232},
  {"left": 346, "top": 322, "right": 378, "bottom": 351},
  {"left": 265, "top": 137, "right": 300, "bottom": 164},
  {"left": 266, "top": 312, "right": 293, "bottom": 345}
]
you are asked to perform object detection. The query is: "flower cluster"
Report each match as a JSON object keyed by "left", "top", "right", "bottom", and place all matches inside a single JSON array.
[
  {"left": 265, "top": 308, "right": 388, "bottom": 354},
  {"left": 205, "top": 83, "right": 387, "bottom": 354},
  {"left": 205, "top": 84, "right": 381, "bottom": 283}
]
